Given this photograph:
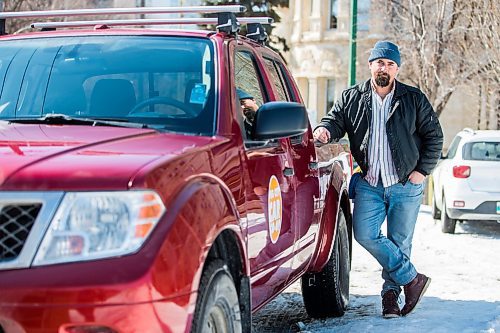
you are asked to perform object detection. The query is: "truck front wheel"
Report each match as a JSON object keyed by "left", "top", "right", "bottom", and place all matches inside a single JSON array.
[
  {"left": 301, "top": 208, "right": 350, "bottom": 318},
  {"left": 191, "top": 260, "right": 242, "bottom": 333}
]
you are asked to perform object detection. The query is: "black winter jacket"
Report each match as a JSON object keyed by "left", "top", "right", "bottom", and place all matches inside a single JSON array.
[{"left": 317, "top": 79, "right": 443, "bottom": 183}]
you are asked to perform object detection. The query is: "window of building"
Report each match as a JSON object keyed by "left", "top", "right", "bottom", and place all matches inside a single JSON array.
[
  {"left": 326, "top": 79, "right": 336, "bottom": 113},
  {"left": 300, "top": 78, "right": 309, "bottom": 107},
  {"left": 329, "top": 0, "right": 340, "bottom": 29},
  {"left": 357, "top": 0, "right": 370, "bottom": 31},
  {"left": 93, "top": 0, "right": 112, "bottom": 8}
]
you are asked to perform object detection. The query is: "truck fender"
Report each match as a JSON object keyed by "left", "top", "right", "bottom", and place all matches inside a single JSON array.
[
  {"left": 151, "top": 174, "right": 250, "bottom": 330},
  {"left": 308, "top": 161, "right": 352, "bottom": 272}
]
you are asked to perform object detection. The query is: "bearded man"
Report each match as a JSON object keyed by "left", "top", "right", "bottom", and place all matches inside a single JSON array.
[{"left": 313, "top": 40, "right": 443, "bottom": 318}]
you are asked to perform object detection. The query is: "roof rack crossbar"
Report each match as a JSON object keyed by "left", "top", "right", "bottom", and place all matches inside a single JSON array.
[
  {"left": 0, "top": 5, "right": 246, "bottom": 19},
  {"left": 31, "top": 17, "right": 273, "bottom": 30}
]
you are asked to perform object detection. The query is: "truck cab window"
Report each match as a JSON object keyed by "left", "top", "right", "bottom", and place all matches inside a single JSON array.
[{"left": 234, "top": 50, "right": 269, "bottom": 147}]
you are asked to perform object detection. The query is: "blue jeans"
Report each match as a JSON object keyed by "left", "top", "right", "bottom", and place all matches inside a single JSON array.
[{"left": 353, "top": 177, "right": 423, "bottom": 296}]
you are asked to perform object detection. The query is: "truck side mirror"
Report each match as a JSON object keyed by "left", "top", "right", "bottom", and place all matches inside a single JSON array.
[{"left": 252, "top": 102, "right": 308, "bottom": 140}]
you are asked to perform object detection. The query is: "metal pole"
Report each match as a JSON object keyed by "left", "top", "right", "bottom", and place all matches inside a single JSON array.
[
  {"left": 0, "top": 0, "right": 5, "bottom": 35},
  {"left": 348, "top": 0, "right": 357, "bottom": 87}
]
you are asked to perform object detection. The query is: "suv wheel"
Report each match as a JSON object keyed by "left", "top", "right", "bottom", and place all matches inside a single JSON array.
[
  {"left": 431, "top": 195, "right": 441, "bottom": 219},
  {"left": 301, "top": 208, "right": 350, "bottom": 318},
  {"left": 191, "top": 260, "right": 242, "bottom": 333},
  {"left": 441, "top": 197, "right": 457, "bottom": 234}
]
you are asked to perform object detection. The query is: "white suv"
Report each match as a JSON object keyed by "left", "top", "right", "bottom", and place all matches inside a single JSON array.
[{"left": 432, "top": 128, "right": 500, "bottom": 233}]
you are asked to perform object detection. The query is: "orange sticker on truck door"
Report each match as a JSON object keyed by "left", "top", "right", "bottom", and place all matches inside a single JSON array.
[{"left": 268, "top": 175, "right": 282, "bottom": 244}]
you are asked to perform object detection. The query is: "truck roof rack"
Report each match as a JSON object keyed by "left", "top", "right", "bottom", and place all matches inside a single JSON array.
[
  {"left": 0, "top": 5, "right": 245, "bottom": 19},
  {"left": 0, "top": 5, "right": 273, "bottom": 41},
  {"left": 30, "top": 16, "right": 273, "bottom": 30}
]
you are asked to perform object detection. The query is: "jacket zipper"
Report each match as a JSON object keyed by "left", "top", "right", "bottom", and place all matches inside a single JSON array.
[
  {"left": 360, "top": 91, "right": 372, "bottom": 172},
  {"left": 387, "top": 99, "right": 400, "bottom": 121}
]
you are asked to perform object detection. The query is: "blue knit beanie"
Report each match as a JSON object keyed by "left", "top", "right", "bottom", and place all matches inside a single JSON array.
[
  {"left": 368, "top": 40, "right": 401, "bottom": 67},
  {"left": 237, "top": 88, "right": 254, "bottom": 100}
]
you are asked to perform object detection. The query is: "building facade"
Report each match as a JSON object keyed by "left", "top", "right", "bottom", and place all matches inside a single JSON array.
[
  {"left": 275, "top": 0, "right": 380, "bottom": 127},
  {"left": 276, "top": 0, "right": 482, "bottom": 148}
]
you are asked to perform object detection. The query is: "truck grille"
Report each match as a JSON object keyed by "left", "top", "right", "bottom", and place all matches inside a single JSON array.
[{"left": 0, "top": 204, "right": 42, "bottom": 261}]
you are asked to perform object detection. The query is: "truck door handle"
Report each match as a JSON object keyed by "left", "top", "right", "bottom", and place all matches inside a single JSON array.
[
  {"left": 308, "top": 162, "right": 318, "bottom": 170},
  {"left": 283, "top": 167, "right": 295, "bottom": 177}
]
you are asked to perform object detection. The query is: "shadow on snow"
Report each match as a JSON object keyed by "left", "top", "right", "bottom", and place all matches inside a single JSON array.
[{"left": 253, "top": 292, "right": 499, "bottom": 333}]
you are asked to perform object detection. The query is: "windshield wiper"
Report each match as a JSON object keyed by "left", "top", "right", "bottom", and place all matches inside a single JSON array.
[{"left": 6, "top": 114, "right": 150, "bottom": 129}]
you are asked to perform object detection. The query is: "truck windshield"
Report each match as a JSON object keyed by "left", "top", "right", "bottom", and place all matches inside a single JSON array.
[{"left": 0, "top": 36, "right": 216, "bottom": 135}]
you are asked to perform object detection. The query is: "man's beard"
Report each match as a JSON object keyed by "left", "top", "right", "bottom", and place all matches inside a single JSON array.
[
  {"left": 374, "top": 72, "right": 390, "bottom": 87},
  {"left": 243, "top": 108, "right": 256, "bottom": 122}
]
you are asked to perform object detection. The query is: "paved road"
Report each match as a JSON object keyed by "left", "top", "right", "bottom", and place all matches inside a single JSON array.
[{"left": 252, "top": 206, "right": 500, "bottom": 332}]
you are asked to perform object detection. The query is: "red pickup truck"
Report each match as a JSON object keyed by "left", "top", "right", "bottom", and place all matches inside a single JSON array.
[{"left": 0, "top": 6, "right": 352, "bottom": 333}]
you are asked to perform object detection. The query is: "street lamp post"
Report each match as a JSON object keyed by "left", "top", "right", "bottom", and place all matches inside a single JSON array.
[
  {"left": 348, "top": 0, "right": 357, "bottom": 87},
  {"left": 0, "top": 0, "right": 4, "bottom": 35}
]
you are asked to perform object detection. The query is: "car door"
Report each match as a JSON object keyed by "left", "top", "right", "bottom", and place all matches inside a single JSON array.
[
  {"left": 261, "top": 55, "right": 320, "bottom": 278},
  {"left": 231, "top": 45, "right": 296, "bottom": 309}
]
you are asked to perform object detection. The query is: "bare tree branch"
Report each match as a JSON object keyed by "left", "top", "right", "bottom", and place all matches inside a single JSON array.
[{"left": 380, "top": 0, "right": 499, "bottom": 125}]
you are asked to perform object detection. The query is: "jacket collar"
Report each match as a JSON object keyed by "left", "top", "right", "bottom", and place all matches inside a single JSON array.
[{"left": 359, "top": 79, "right": 407, "bottom": 98}]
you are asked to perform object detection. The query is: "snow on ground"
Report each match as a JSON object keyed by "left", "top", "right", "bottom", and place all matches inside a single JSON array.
[{"left": 252, "top": 205, "right": 500, "bottom": 333}]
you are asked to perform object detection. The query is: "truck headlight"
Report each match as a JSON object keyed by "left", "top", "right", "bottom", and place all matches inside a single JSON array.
[{"left": 33, "top": 191, "right": 165, "bottom": 266}]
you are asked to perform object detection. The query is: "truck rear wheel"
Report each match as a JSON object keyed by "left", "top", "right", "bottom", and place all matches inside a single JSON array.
[
  {"left": 191, "top": 260, "right": 242, "bottom": 333},
  {"left": 301, "top": 208, "right": 350, "bottom": 318}
]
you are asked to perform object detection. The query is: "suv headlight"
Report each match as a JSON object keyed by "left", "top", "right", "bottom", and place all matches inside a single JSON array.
[{"left": 33, "top": 191, "right": 165, "bottom": 266}]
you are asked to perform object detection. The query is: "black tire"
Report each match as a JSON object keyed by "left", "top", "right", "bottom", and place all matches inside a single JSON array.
[
  {"left": 301, "top": 208, "right": 350, "bottom": 318},
  {"left": 191, "top": 260, "right": 242, "bottom": 333},
  {"left": 432, "top": 195, "right": 441, "bottom": 219},
  {"left": 441, "top": 197, "right": 457, "bottom": 234}
]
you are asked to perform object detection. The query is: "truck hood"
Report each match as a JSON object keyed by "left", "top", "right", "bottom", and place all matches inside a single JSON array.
[{"left": 0, "top": 123, "right": 215, "bottom": 190}]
